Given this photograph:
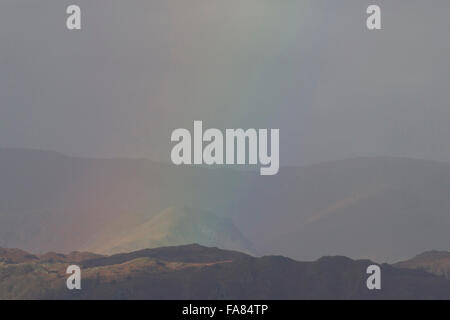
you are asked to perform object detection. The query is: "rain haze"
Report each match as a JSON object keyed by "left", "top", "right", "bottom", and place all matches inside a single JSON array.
[{"left": 0, "top": 0, "right": 449, "bottom": 166}]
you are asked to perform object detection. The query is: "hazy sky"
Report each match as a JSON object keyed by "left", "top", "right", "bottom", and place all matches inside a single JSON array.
[{"left": 1, "top": 0, "right": 449, "bottom": 166}]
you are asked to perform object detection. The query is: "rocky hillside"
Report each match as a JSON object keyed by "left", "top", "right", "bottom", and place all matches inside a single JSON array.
[
  {"left": 1, "top": 244, "right": 449, "bottom": 300},
  {"left": 395, "top": 251, "right": 450, "bottom": 279}
]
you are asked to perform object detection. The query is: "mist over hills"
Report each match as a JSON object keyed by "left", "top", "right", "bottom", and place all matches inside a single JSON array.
[
  {"left": 0, "top": 148, "right": 239, "bottom": 253},
  {"left": 0, "top": 148, "right": 449, "bottom": 263},
  {"left": 0, "top": 244, "right": 449, "bottom": 300},
  {"left": 88, "top": 206, "right": 255, "bottom": 255},
  {"left": 245, "top": 157, "right": 450, "bottom": 262}
]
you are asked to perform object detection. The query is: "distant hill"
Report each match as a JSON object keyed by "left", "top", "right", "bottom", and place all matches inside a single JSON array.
[
  {"left": 233, "top": 157, "right": 450, "bottom": 262},
  {"left": 0, "top": 148, "right": 242, "bottom": 254},
  {"left": 0, "top": 245, "right": 449, "bottom": 300},
  {"left": 88, "top": 207, "right": 255, "bottom": 255},
  {"left": 1, "top": 148, "right": 450, "bottom": 262},
  {"left": 395, "top": 251, "right": 450, "bottom": 279}
]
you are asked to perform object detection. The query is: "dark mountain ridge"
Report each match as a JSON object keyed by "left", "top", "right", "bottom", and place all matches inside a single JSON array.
[{"left": 1, "top": 244, "right": 449, "bottom": 300}]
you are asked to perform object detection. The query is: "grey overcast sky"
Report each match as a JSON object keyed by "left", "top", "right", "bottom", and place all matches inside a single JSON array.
[{"left": 0, "top": 0, "right": 449, "bottom": 165}]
